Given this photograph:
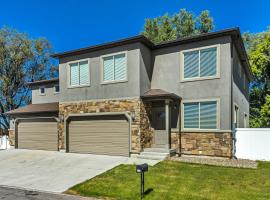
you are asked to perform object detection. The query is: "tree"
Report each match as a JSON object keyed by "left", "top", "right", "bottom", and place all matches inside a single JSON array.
[
  {"left": 196, "top": 10, "right": 214, "bottom": 34},
  {"left": 157, "top": 14, "right": 176, "bottom": 42},
  {"left": 141, "top": 9, "right": 214, "bottom": 43},
  {"left": 260, "top": 95, "right": 270, "bottom": 127},
  {"left": 173, "top": 9, "right": 195, "bottom": 38},
  {"left": 244, "top": 29, "right": 270, "bottom": 127},
  {"left": 0, "top": 27, "right": 57, "bottom": 130}
]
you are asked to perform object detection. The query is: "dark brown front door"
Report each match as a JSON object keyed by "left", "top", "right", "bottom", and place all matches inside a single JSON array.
[{"left": 152, "top": 107, "right": 168, "bottom": 147}]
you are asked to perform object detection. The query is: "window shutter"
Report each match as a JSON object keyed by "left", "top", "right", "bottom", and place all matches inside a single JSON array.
[
  {"left": 79, "top": 61, "right": 90, "bottom": 85},
  {"left": 200, "top": 47, "right": 217, "bottom": 77},
  {"left": 200, "top": 101, "right": 217, "bottom": 129},
  {"left": 184, "top": 50, "right": 199, "bottom": 78},
  {"left": 70, "top": 63, "right": 79, "bottom": 86},
  {"left": 184, "top": 103, "right": 199, "bottom": 128},
  {"left": 114, "top": 54, "right": 126, "bottom": 80},
  {"left": 103, "top": 56, "right": 114, "bottom": 81}
]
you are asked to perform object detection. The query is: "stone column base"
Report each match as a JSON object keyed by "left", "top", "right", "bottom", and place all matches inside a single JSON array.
[{"left": 8, "top": 129, "right": 15, "bottom": 146}]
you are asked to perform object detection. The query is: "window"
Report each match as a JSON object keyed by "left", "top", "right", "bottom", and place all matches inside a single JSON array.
[
  {"left": 39, "top": 87, "right": 45, "bottom": 95},
  {"left": 54, "top": 85, "right": 60, "bottom": 93},
  {"left": 182, "top": 46, "right": 218, "bottom": 80},
  {"left": 69, "top": 60, "right": 90, "bottom": 87},
  {"left": 183, "top": 100, "right": 217, "bottom": 129},
  {"left": 102, "top": 53, "right": 127, "bottom": 83},
  {"left": 234, "top": 105, "right": 239, "bottom": 128}
]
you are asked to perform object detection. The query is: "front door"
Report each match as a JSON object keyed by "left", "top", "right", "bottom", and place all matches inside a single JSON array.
[{"left": 152, "top": 107, "right": 168, "bottom": 148}]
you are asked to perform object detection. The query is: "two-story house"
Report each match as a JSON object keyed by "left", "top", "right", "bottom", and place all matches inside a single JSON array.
[{"left": 7, "top": 28, "right": 252, "bottom": 158}]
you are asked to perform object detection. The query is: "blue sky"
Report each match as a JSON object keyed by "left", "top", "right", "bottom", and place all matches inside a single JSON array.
[{"left": 0, "top": 0, "right": 269, "bottom": 53}]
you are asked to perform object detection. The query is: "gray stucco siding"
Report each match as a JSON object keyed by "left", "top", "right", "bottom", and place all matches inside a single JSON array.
[
  {"left": 232, "top": 82, "right": 249, "bottom": 128},
  {"left": 151, "top": 36, "right": 232, "bottom": 131},
  {"left": 139, "top": 43, "right": 152, "bottom": 95},
  {"left": 232, "top": 45, "right": 249, "bottom": 99},
  {"left": 59, "top": 43, "right": 141, "bottom": 102},
  {"left": 31, "top": 84, "right": 59, "bottom": 104},
  {"left": 232, "top": 45, "right": 250, "bottom": 128}
]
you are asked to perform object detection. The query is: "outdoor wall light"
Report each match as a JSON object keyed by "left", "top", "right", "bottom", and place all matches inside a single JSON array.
[
  {"left": 131, "top": 111, "right": 136, "bottom": 121},
  {"left": 59, "top": 114, "right": 64, "bottom": 123}
]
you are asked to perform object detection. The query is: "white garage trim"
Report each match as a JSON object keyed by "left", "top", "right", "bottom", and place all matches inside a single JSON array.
[
  {"left": 15, "top": 117, "right": 59, "bottom": 150},
  {"left": 64, "top": 112, "right": 132, "bottom": 155}
]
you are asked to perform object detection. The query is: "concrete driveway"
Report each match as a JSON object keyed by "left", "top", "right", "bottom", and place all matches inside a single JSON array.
[{"left": 0, "top": 149, "right": 127, "bottom": 193}]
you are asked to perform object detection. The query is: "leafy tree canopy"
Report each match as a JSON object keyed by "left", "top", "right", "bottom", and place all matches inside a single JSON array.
[
  {"left": 243, "top": 29, "right": 270, "bottom": 127},
  {"left": 0, "top": 27, "right": 57, "bottom": 129},
  {"left": 141, "top": 9, "right": 214, "bottom": 44}
]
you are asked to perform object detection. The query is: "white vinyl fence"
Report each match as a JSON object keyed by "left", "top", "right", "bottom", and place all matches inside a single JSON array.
[
  {"left": 235, "top": 128, "right": 270, "bottom": 161},
  {"left": 0, "top": 136, "right": 10, "bottom": 150}
]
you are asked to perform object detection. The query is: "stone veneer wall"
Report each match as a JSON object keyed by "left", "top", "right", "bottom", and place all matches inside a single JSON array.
[
  {"left": 59, "top": 98, "right": 153, "bottom": 153},
  {"left": 8, "top": 129, "right": 15, "bottom": 146},
  {"left": 179, "top": 132, "right": 232, "bottom": 157},
  {"left": 171, "top": 131, "right": 180, "bottom": 153}
]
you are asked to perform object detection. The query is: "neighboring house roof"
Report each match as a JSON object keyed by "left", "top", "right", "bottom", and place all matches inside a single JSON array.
[
  {"left": 26, "top": 78, "right": 59, "bottom": 86},
  {"left": 5, "top": 102, "right": 59, "bottom": 115},
  {"left": 51, "top": 27, "right": 252, "bottom": 80},
  {"left": 141, "top": 89, "right": 181, "bottom": 100}
]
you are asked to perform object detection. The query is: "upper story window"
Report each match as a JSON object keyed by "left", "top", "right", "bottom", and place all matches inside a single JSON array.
[
  {"left": 102, "top": 52, "right": 127, "bottom": 83},
  {"left": 54, "top": 84, "right": 60, "bottom": 93},
  {"left": 69, "top": 60, "right": 90, "bottom": 87},
  {"left": 183, "top": 100, "right": 218, "bottom": 130},
  {"left": 181, "top": 45, "right": 220, "bottom": 81},
  {"left": 39, "top": 87, "right": 45, "bottom": 95}
]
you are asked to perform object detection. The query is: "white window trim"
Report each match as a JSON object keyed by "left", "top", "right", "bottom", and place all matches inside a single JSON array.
[
  {"left": 39, "top": 86, "right": 46, "bottom": 96},
  {"left": 67, "top": 58, "right": 91, "bottom": 88},
  {"left": 100, "top": 51, "right": 128, "bottom": 84},
  {"left": 180, "top": 44, "right": 221, "bottom": 82},
  {"left": 181, "top": 98, "right": 220, "bottom": 131},
  {"left": 233, "top": 103, "right": 240, "bottom": 128},
  {"left": 54, "top": 84, "right": 60, "bottom": 94}
]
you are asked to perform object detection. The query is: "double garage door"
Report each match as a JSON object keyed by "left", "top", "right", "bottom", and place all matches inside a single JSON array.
[{"left": 16, "top": 115, "right": 129, "bottom": 156}]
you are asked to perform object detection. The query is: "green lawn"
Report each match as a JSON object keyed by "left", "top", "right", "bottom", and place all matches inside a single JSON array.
[{"left": 67, "top": 161, "right": 270, "bottom": 200}]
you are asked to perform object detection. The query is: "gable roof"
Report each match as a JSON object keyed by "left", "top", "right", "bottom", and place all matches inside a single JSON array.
[
  {"left": 52, "top": 27, "right": 252, "bottom": 80},
  {"left": 141, "top": 89, "right": 181, "bottom": 100}
]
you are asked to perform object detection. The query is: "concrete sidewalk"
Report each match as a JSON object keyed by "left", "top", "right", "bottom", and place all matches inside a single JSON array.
[{"left": 0, "top": 149, "right": 127, "bottom": 193}]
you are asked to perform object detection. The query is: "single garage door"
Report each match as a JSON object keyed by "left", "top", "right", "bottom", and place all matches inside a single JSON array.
[
  {"left": 17, "top": 118, "right": 58, "bottom": 151},
  {"left": 68, "top": 115, "right": 129, "bottom": 156}
]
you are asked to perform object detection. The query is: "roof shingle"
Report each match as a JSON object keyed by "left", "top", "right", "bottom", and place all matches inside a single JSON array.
[{"left": 5, "top": 102, "right": 59, "bottom": 115}]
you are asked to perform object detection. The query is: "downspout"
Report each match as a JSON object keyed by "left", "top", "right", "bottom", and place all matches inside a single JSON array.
[{"left": 230, "top": 42, "right": 236, "bottom": 159}]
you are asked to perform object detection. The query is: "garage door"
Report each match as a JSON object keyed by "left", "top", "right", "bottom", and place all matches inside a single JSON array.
[
  {"left": 17, "top": 118, "right": 58, "bottom": 151},
  {"left": 68, "top": 115, "right": 129, "bottom": 156}
]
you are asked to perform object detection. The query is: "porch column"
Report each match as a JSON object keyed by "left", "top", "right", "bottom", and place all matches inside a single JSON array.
[{"left": 165, "top": 99, "right": 171, "bottom": 149}]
